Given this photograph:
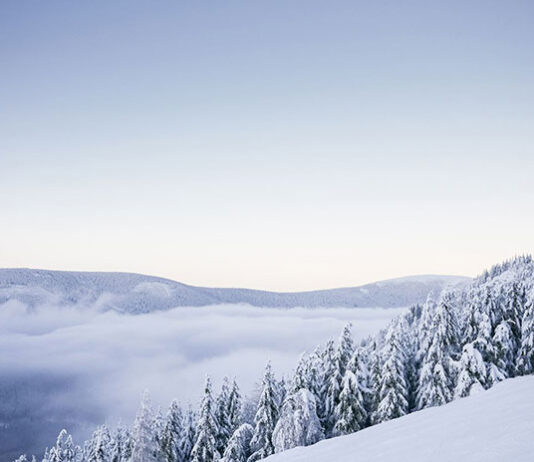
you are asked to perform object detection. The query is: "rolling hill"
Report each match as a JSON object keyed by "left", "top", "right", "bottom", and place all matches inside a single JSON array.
[{"left": 0, "top": 268, "right": 468, "bottom": 313}]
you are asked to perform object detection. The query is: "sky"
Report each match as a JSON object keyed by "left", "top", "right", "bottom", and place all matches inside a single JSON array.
[{"left": 1, "top": 1, "right": 533, "bottom": 290}]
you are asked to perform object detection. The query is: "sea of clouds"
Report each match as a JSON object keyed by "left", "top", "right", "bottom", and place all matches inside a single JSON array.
[{"left": 0, "top": 300, "right": 405, "bottom": 459}]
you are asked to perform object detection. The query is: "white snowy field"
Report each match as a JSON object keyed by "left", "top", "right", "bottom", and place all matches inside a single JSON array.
[
  {"left": 0, "top": 301, "right": 405, "bottom": 458},
  {"left": 266, "top": 376, "right": 534, "bottom": 462}
]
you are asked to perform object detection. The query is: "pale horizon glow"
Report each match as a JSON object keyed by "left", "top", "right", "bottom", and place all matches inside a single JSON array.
[{"left": 1, "top": 1, "right": 533, "bottom": 291}]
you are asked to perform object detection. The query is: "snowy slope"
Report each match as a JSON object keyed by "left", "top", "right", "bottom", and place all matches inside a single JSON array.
[
  {"left": 265, "top": 375, "right": 534, "bottom": 462},
  {"left": 0, "top": 269, "right": 468, "bottom": 313}
]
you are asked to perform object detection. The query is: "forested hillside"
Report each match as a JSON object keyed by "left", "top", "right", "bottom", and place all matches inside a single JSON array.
[{"left": 13, "top": 256, "right": 534, "bottom": 462}]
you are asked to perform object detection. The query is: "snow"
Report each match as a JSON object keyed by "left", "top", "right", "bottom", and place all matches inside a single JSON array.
[
  {"left": 0, "top": 268, "right": 469, "bottom": 313},
  {"left": 265, "top": 375, "right": 534, "bottom": 462}
]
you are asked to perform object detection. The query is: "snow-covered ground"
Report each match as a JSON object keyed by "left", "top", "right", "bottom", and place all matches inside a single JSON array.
[
  {"left": 266, "top": 375, "right": 534, "bottom": 462},
  {"left": 0, "top": 268, "right": 468, "bottom": 312}
]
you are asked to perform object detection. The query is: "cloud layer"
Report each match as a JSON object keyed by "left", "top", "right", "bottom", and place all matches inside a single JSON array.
[{"left": 0, "top": 301, "right": 404, "bottom": 459}]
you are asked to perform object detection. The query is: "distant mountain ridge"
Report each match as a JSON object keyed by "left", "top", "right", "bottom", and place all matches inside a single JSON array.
[{"left": 0, "top": 268, "right": 469, "bottom": 313}]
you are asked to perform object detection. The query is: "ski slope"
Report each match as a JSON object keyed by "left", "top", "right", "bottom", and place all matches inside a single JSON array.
[
  {"left": 0, "top": 268, "right": 468, "bottom": 313},
  {"left": 265, "top": 376, "right": 534, "bottom": 462}
]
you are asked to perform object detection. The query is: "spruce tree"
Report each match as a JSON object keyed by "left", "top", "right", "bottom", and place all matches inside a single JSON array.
[
  {"left": 86, "top": 425, "right": 112, "bottom": 462},
  {"left": 131, "top": 391, "right": 158, "bottom": 462},
  {"left": 180, "top": 407, "right": 197, "bottom": 462},
  {"left": 337, "top": 323, "right": 355, "bottom": 376},
  {"left": 48, "top": 430, "right": 80, "bottom": 462},
  {"left": 517, "top": 292, "right": 534, "bottom": 375},
  {"left": 248, "top": 363, "right": 279, "bottom": 462},
  {"left": 323, "top": 351, "right": 343, "bottom": 435},
  {"left": 416, "top": 296, "right": 459, "bottom": 410},
  {"left": 191, "top": 377, "right": 220, "bottom": 462},
  {"left": 220, "top": 424, "right": 254, "bottom": 462},
  {"left": 272, "top": 389, "right": 323, "bottom": 452},
  {"left": 374, "top": 331, "right": 409, "bottom": 423},
  {"left": 454, "top": 343, "right": 487, "bottom": 398},
  {"left": 332, "top": 371, "right": 367, "bottom": 435},
  {"left": 110, "top": 424, "right": 131, "bottom": 462},
  {"left": 214, "top": 377, "right": 232, "bottom": 456},
  {"left": 160, "top": 400, "right": 184, "bottom": 462},
  {"left": 227, "top": 379, "right": 243, "bottom": 434}
]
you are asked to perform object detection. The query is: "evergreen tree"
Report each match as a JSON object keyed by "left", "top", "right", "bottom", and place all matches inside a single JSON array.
[
  {"left": 191, "top": 377, "right": 220, "bottom": 462},
  {"left": 416, "top": 296, "right": 459, "bottom": 410},
  {"left": 86, "top": 425, "right": 112, "bottom": 462},
  {"left": 317, "top": 340, "right": 335, "bottom": 430},
  {"left": 272, "top": 389, "right": 323, "bottom": 453},
  {"left": 323, "top": 351, "right": 343, "bottom": 435},
  {"left": 290, "top": 354, "right": 309, "bottom": 394},
  {"left": 305, "top": 350, "right": 324, "bottom": 402},
  {"left": 220, "top": 424, "right": 254, "bottom": 462},
  {"left": 227, "top": 379, "right": 243, "bottom": 434},
  {"left": 374, "top": 332, "right": 409, "bottom": 423},
  {"left": 332, "top": 371, "right": 367, "bottom": 436},
  {"left": 493, "top": 321, "right": 516, "bottom": 378},
  {"left": 366, "top": 341, "right": 382, "bottom": 423},
  {"left": 248, "top": 363, "right": 279, "bottom": 462},
  {"left": 160, "top": 400, "right": 184, "bottom": 462},
  {"left": 214, "top": 377, "right": 240, "bottom": 456},
  {"left": 48, "top": 430, "right": 80, "bottom": 462},
  {"left": 337, "top": 323, "right": 355, "bottom": 377},
  {"left": 454, "top": 343, "right": 487, "bottom": 398},
  {"left": 110, "top": 424, "right": 131, "bottom": 462},
  {"left": 131, "top": 391, "right": 158, "bottom": 462},
  {"left": 517, "top": 292, "right": 534, "bottom": 375},
  {"left": 180, "top": 407, "right": 197, "bottom": 462}
]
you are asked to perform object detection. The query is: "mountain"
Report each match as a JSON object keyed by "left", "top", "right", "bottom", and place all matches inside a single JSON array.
[
  {"left": 265, "top": 375, "right": 534, "bottom": 462},
  {"left": 0, "top": 268, "right": 469, "bottom": 313}
]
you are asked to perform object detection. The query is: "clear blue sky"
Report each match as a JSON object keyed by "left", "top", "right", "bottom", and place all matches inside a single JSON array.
[{"left": 1, "top": 1, "right": 533, "bottom": 290}]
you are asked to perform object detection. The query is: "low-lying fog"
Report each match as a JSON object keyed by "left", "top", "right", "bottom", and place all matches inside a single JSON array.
[{"left": 0, "top": 301, "right": 406, "bottom": 459}]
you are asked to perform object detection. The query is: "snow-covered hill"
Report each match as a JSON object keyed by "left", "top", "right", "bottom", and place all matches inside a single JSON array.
[
  {"left": 265, "top": 375, "right": 534, "bottom": 462},
  {"left": 0, "top": 269, "right": 468, "bottom": 313}
]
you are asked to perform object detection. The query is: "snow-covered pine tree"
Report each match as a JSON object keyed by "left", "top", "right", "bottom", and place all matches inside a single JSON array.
[
  {"left": 517, "top": 291, "right": 534, "bottom": 375},
  {"left": 191, "top": 377, "right": 220, "bottom": 462},
  {"left": 215, "top": 377, "right": 240, "bottom": 454},
  {"left": 86, "top": 425, "right": 112, "bottom": 462},
  {"left": 160, "top": 400, "right": 184, "bottom": 462},
  {"left": 110, "top": 424, "right": 131, "bottom": 462},
  {"left": 272, "top": 389, "right": 323, "bottom": 453},
  {"left": 416, "top": 294, "right": 460, "bottom": 410},
  {"left": 290, "top": 354, "right": 309, "bottom": 394},
  {"left": 332, "top": 370, "right": 367, "bottom": 436},
  {"left": 374, "top": 330, "right": 409, "bottom": 423},
  {"left": 48, "top": 430, "right": 80, "bottom": 462},
  {"left": 248, "top": 363, "right": 279, "bottom": 462},
  {"left": 304, "top": 349, "right": 324, "bottom": 402},
  {"left": 317, "top": 340, "right": 335, "bottom": 430},
  {"left": 180, "top": 407, "right": 197, "bottom": 462},
  {"left": 130, "top": 391, "right": 158, "bottom": 462},
  {"left": 321, "top": 323, "right": 356, "bottom": 435},
  {"left": 13, "top": 455, "right": 36, "bottom": 462},
  {"left": 347, "top": 345, "right": 372, "bottom": 420},
  {"left": 493, "top": 320, "right": 516, "bottom": 378},
  {"left": 220, "top": 424, "right": 254, "bottom": 462},
  {"left": 227, "top": 379, "right": 243, "bottom": 434},
  {"left": 337, "top": 323, "right": 355, "bottom": 377},
  {"left": 454, "top": 342, "right": 487, "bottom": 398},
  {"left": 323, "top": 351, "right": 343, "bottom": 435}
]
